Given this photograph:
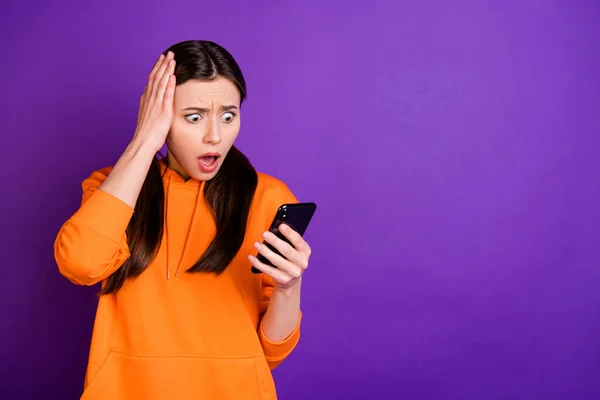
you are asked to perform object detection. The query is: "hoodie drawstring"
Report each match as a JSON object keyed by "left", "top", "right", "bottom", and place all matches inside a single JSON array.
[
  {"left": 164, "top": 170, "right": 203, "bottom": 280},
  {"left": 174, "top": 186, "right": 201, "bottom": 277},
  {"left": 165, "top": 174, "right": 172, "bottom": 280}
]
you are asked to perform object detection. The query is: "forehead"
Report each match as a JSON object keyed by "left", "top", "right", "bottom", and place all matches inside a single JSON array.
[{"left": 174, "top": 76, "right": 240, "bottom": 106}]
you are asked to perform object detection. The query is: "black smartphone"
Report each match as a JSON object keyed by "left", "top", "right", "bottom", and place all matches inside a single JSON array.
[{"left": 251, "top": 202, "right": 317, "bottom": 274}]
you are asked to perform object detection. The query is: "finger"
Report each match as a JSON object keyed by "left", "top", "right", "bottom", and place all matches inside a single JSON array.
[
  {"left": 139, "top": 84, "right": 148, "bottom": 108},
  {"left": 150, "top": 51, "right": 173, "bottom": 100},
  {"left": 156, "top": 58, "right": 176, "bottom": 105},
  {"left": 163, "top": 75, "right": 176, "bottom": 106},
  {"left": 261, "top": 231, "right": 302, "bottom": 265},
  {"left": 138, "top": 83, "right": 151, "bottom": 125},
  {"left": 248, "top": 255, "right": 295, "bottom": 285},
  {"left": 253, "top": 241, "right": 303, "bottom": 278},
  {"left": 151, "top": 53, "right": 171, "bottom": 99},
  {"left": 278, "top": 224, "right": 311, "bottom": 256},
  {"left": 137, "top": 95, "right": 145, "bottom": 126},
  {"left": 146, "top": 53, "right": 165, "bottom": 96}
]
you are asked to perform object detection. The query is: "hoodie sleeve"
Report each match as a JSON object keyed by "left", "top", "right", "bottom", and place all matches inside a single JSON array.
[
  {"left": 258, "top": 273, "right": 303, "bottom": 369},
  {"left": 54, "top": 167, "right": 134, "bottom": 286},
  {"left": 256, "top": 175, "right": 303, "bottom": 369}
]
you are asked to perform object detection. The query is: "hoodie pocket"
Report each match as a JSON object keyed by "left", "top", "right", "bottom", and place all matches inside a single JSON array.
[
  {"left": 80, "top": 351, "right": 117, "bottom": 400},
  {"left": 253, "top": 355, "right": 278, "bottom": 399},
  {"left": 81, "top": 350, "right": 277, "bottom": 400}
]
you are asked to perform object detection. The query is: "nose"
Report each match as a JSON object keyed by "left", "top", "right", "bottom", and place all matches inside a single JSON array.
[{"left": 202, "top": 118, "right": 222, "bottom": 145}]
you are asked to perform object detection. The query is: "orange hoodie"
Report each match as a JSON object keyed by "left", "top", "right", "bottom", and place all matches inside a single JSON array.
[{"left": 54, "top": 158, "right": 301, "bottom": 400}]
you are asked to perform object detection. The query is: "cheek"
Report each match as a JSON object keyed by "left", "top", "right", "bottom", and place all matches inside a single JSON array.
[
  {"left": 228, "top": 127, "right": 240, "bottom": 141},
  {"left": 167, "top": 122, "right": 192, "bottom": 142},
  {"left": 226, "top": 123, "right": 241, "bottom": 140},
  {"left": 165, "top": 126, "right": 192, "bottom": 154}
]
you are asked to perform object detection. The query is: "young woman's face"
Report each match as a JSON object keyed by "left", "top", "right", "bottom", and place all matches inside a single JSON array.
[{"left": 166, "top": 76, "right": 241, "bottom": 181}]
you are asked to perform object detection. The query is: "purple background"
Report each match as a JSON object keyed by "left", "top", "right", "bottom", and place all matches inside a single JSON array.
[{"left": 2, "top": 0, "right": 600, "bottom": 399}]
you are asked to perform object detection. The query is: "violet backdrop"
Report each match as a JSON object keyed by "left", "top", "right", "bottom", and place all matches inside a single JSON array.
[{"left": 2, "top": 0, "right": 600, "bottom": 399}]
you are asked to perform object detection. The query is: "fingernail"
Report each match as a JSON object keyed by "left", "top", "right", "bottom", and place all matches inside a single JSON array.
[
  {"left": 248, "top": 255, "right": 255, "bottom": 262},
  {"left": 254, "top": 242, "right": 261, "bottom": 250},
  {"left": 279, "top": 224, "right": 288, "bottom": 232},
  {"left": 262, "top": 231, "right": 270, "bottom": 239}
]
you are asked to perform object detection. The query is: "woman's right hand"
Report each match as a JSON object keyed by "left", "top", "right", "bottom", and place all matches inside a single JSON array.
[{"left": 133, "top": 51, "right": 177, "bottom": 152}]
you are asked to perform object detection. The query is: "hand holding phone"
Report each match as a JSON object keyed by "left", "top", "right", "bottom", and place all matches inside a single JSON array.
[{"left": 251, "top": 202, "right": 317, "bottom": 274}]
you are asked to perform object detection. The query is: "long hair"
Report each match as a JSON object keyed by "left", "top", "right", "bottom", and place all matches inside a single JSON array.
[{"left": 100, "top": 40, "right": 258, "bottom": 295}]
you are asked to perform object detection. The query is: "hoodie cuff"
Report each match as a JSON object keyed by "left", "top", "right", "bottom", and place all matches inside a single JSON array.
[
  {"left": 71, "top": 188, "right": 134, "bottom": 244},
  {"left": 259, "top": 311, "right": 302, "bottom": 364}
]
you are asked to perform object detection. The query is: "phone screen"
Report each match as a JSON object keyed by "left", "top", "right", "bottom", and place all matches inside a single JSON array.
[
  {"left": 272, "top": 204, "right": 315, "bottom": 240},
  {"left": 253, "top": 202, "right": 316, "bottom": 272}
]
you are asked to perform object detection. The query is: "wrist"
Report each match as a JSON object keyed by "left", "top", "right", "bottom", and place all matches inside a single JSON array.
[
  {"left": 274, "top": 278, "right": 302, "bottom": 297},
  {"left": 128, "top": 136, "right": 162, "bottom": 157}
]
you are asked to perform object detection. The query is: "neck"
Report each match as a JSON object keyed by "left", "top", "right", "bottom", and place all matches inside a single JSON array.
[{"left": 166, "top": 151, "right": 191, "bottom": 181}]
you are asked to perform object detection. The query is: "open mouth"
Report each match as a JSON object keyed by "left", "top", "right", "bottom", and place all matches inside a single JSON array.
[
  {"left": 198, "top": 153, "right": 221, "bottom": 172},
  {"left": 198, "top": 155, "right": 219, "bottom": 167}
]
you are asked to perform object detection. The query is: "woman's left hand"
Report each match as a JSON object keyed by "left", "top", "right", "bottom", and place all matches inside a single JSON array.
[{"left": 249, "top": 224, "right": 311, "bottom": 289}]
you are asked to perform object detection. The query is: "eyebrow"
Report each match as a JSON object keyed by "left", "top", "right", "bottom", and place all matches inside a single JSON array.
[{"left": 181, "top": 105, "right": 239, "bottom": 112}]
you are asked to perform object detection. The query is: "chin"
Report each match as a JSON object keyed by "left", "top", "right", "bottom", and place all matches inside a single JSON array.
[{"left": 192, "top": 172, "right": 218, "bottom": 181}]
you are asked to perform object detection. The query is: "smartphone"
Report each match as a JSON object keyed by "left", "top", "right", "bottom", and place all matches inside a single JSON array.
[{"left": 251, "top": 202, "right": 317, "bottom": 274}]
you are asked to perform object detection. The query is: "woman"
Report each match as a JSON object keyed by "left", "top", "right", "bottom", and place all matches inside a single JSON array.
[{"left": 54, "top": 40, "right": 312, "bottom": 400}]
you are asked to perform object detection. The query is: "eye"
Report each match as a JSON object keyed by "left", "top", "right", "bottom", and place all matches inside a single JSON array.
[
  {"left": 185, "top": 113, "right": 201, "bottom": 123},
  {"left": 222, "top": 112, "right": 235, "bottom": 123}
]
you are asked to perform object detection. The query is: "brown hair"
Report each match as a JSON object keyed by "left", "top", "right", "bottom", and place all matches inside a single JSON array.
[{"left": 100, "top": 40, "right": 257, "bottom": 295}]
